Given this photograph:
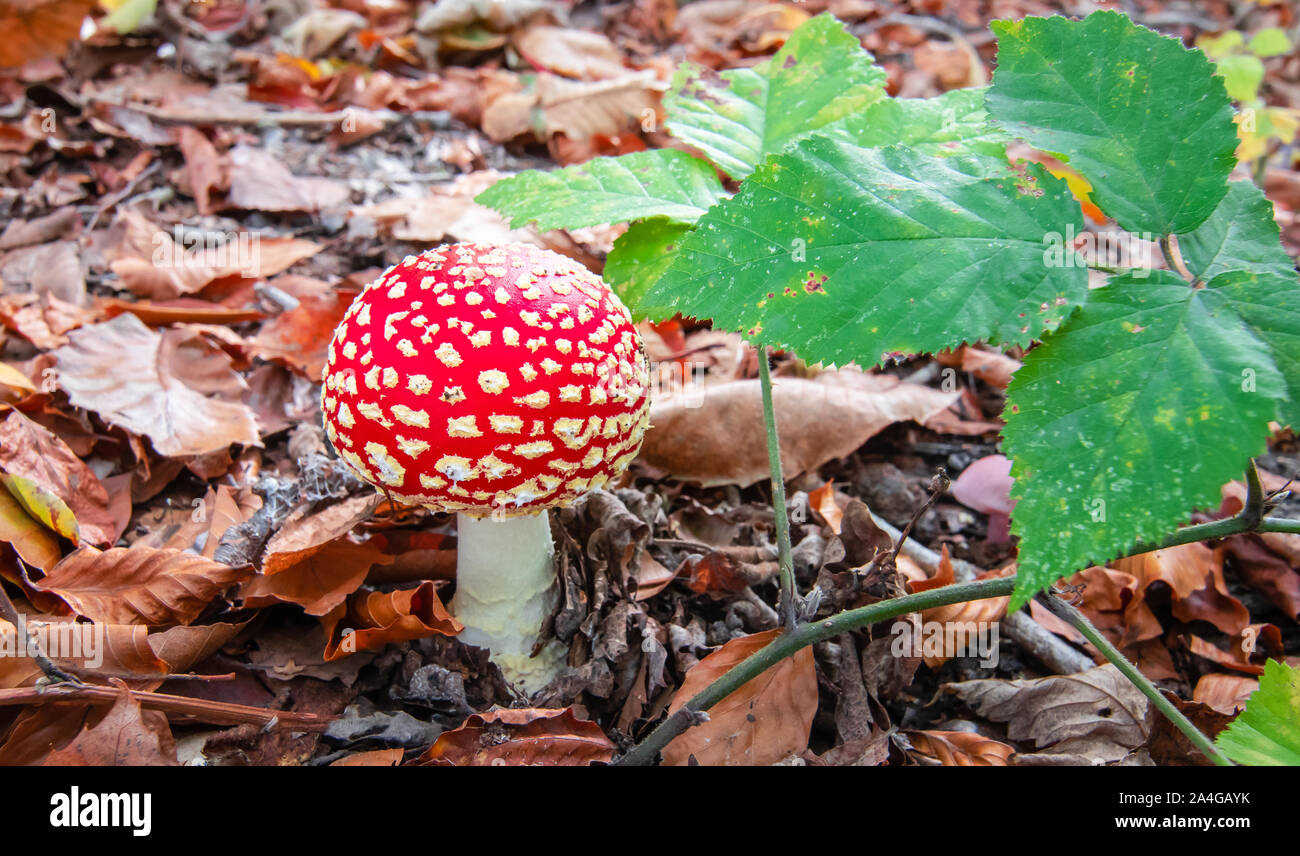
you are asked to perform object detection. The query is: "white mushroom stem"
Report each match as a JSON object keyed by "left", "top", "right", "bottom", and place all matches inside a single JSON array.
[{"left": 450, "top": 512, "right": 566, "bottom": 693}]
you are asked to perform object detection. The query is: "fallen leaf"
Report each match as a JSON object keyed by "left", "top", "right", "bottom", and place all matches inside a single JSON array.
[
  {"left": 0, "top": 409, "right": 116, "bottom": 546},
  {"left": 225, "top": 146, "right": 350, "bottom": 212},
  {"left": 906, "top": 729, "right": 1014, "bottom": 766},
  {"left": 0, "top": 0, "right": 96, "bottom": 67},
  {"left": 43, "top": 684, "right": 179, "bottom": 766},
  {"left": 322, "top": 581, "right": 462, "bottom": 661},
  {"left": 252, "top": 287, "right": 359, "bottom": 381},
  {"left": 1193, "top": 673, "right": 1259, "bottom": 715},
  {"left": 1112, "top": 543, "right": 1248, "bottom": 637},
  {"left": 513, "top": 26, "right": 628, "bottom": 79},
  {"left": 413, "top": 708, "right": 614, "bottom": 766},
  {"left": 31, "top": 546, "right": 253, "bottom": 627},
  {"left": 242, "top": 536, "right": 393, "bottom": 616},
  {"left": 331, "top": 748, "right": 405, "bottom": 766},
  {"left": 641, "top": 375, "right": 957, "bottom": 487},
  {"left": 482, "top": 71, "right": 660, "bottom": 141},
  {"left": 945, "top": 664, "right": 1151, "bottom": 764},
  {"left": 53, "top": 313, "right": 262, "bottom": 457},
  {"left": 662, "top": 628, "right": 816, "bottom": 766},
  {"left": 0, "top": 482, "right": 62, "bottom": 570}
]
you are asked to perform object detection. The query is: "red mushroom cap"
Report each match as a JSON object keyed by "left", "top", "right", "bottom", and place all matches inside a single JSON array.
[{"left": 321, "top": 242, "right": 651, "bottom": 517}]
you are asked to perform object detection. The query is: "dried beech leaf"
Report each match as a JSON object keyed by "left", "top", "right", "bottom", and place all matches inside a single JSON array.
[
  {"left": 31, "top": 546, "right": 253, "bottom": 627},
  {"left": 413, "top": 708, "right": 614, "bottom": 766},
  {"left": 662, "top": 628, "right": 817, "bottom": 766},
  {"left": 0, "top": 409, "right": 116, "bottom": 546},
  {"left": 945, "top": 663, "right": 1151, "bottom": 764},
  {"left": 242, "top": 536, "right": 393, "bottom": 616},
  {"left": 53, "top": 314, "right": 262, "bottom": 457},
  {"left": 42, "top": 686, "right": 178, "bottom": 766},
  {"left": 322, "top": 581, "right": 462, "bottom": 661},
  {"left": 641, "top": 375, "right": 957, "bottom": 487},
  {"left": 907, "top": 729, "right": 1014, "bottom": 766}
]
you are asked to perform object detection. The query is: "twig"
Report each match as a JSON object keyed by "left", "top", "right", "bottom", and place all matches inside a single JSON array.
[
  {"left": 865, "top": 508, "right": 1094, "bottom": 674},
  {"left": 888, "top": 469, "right": 949, "bottom": 568},
  {"left": 0, "top": 582, "right": 82, "bottom": 686},
  {"left": 0, "top": 683, "right": 335, "bottom": 731},
  {"left": 1041, "top": 592, "right": 1231, "bottom": 766},
  {"left": 756, "top": 347, "right": 799, "bottom": 633},
  {"left": 613, "top": 575, "right": 1019, "bottom": 765}
]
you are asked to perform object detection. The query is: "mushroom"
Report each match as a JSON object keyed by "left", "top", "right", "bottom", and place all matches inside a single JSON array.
[{"left": 319, "top": 241, "right": 651, "bottom": 692}]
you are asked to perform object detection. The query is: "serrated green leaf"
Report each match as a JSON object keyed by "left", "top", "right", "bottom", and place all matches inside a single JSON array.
[
  {"left": 1215, "top": 659, "right": 1300, "bottom": 766},
  {"left": 1201, "top": 270, "right": 1300, "bottom": 430},
  {"left": 1004, "top": 270, "right": 1289, "bottom": 608},
  {"left": 663, "top": 13, "right": 887, "bottom": 180},
  {"left": 640, "top": 139, "right": 1088, "bottom": 365},
  {"left": 833, "top": 87, "right": 1010, "bottom": 157},
  {"left": 474, "top": 149, "right": 727, "bottom": 231},
  {"left": 988, "top": 10, "right": 1238, "bottom": 234},
  {"left": 1247, "top": 28, "right": 1292, "bottom": 58},
  {"left": 605, "top": 219, "right": 692, "bottom": 318},
  {"left": 1178, "top": 180, "right": 1297, "bottom": 283}
]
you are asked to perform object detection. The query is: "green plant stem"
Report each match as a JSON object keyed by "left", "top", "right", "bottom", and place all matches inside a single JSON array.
[
  {"left": 613, "top": 575, "right": 1017, "bottom": 766},
  {"left": 1041, "top": 593, "right": 1232, "bottom": 766},
  {"left": 756, "top": 346, "right": 798, "bottom": 633}
]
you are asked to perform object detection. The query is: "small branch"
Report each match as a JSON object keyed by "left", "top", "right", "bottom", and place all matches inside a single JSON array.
[
  {"left": 0, "top": 583, "right": 82, "bottom": 686},
  {"left": 1041, "top": 593, "right": 1232, "bottom": 766},
  {"left": 0, "top": 683, "right": 335, "bottom": 731},
  {"left": 888, "top": 469, "right": 949, "bottom": 568},
  {"left": 756, "top": 347, "right": 799, "bottom": 633},
  {"left": 614, "top": 575, "right": 1017, "bottom": 765}
]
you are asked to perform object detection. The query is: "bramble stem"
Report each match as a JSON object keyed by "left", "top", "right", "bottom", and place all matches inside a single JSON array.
[
  {"left": 756, "top": 347, "right": 799, "bottom": 633},
  {"left": 1041, "top": 594, "right": 1232, "bottom": 766},
  {"left": 614, "top": 575, "right": 1017, "bottom": 765}
]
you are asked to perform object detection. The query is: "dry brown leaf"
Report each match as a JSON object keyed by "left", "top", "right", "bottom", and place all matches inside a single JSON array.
[
  {"left": 907, "top": 729, "right": 1014, "bottom": 766},
  {"left": 0, "top": 409, "right": 117, "bottom": 546},
  {"left": 331, "top": 748, "right": 405, "bottom": 766},
  {"left": 242, "top": 536, "right": 393, "bottom": 616},
  {"left": 0, "top": 292, "right": 93, "bottom": 348},
  {"left": 1112, "top": 543, "right": 1248, "bottom": 637},
  {"left": 42, "top": 684, "right": 178, "bottom": 766},
  {"left": 178, "top": 127, "right": 227, "bottom": 216},
  {"left": 225, "top": 146, "right": 350, "bottom": 213},
  {"left": 0, "top": 0, "right": 96, "bottom": 68},
  {"left": 513, "top": 26, "right": 628, "bottom": 79},
  {"left": 1192, "top": 673, "right": 1259, "bottom": 715},
  {"left": 641, "top": 375, "right": 957, "bottom": 487},
  {"left": 0, "top": 617, "right": 170, "bottom": 689},
  {"left": 251, "top": 287, "right": 359, "bottom": 381},
  {"left": 412, "top": 708, "right": 615, "bottom": 766},
  {"left": 147, "top": 619, "right": 249, "bottom": 673},
  {"left": 261, "top": 494, "right": 381, "bottom": 572},
  {"left": 0, "top": 239, "right": 85, "bottom": 302},
  {"left": 105, "top": 210, "right": 320, "bottom": 300},
  {"left": 482, "top": 71, "right": 660, "bottom": 141},
  {"left": 662, "top": 628, "right": 816, "bottom": 766},
  {"left": 946, "top": 664, "right": 1151, "bottom": 763},
  {"left": 322, "top": 580, "right": 462, "bottom": 661},
  {"left": 53, "top": 313, "right": 262, "bottom": 457},
  {"left": 31, "top": 546, "right": 253, "bottom": 627}
]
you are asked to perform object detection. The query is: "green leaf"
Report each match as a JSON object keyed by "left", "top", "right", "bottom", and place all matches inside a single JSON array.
[
  {"left": 1215, "top": 660, "right": 1300, "bottom": 766},
  {"left": 1247, "top": 28, "right": 1292, "bottom": 58},
  {"left": 1178, "top": 180, "right": 1297, "bottom": 283},
  {"left": 1004, "top": 270, "right": 1290, "bottom": 608},
  {"left": 474, "top": 149, "right": 727, "bottom": 231},
  {"left": 102, "top": 0, "right": 159, "bottom": 35},
  {"left": 833, "top": 87, "right": 1010, "bottom": 157},
  {"left": 605, "top": 219, "right": 693, "bottom": 318},
  {"left": 1198, "top": 30, "right": 1244, "bottom": 60},
  {"left": 663, "top": 13, "right": 887, "bottom": 180},
  {"left": 640, "top": 139, "right": 1089, "bottom": 365},
  {"left": 988, "top": 10, "right": 1238, "bottom": 234},
  {"left": 1213, "top": 53, "right": 1265, "bottom": 103}
]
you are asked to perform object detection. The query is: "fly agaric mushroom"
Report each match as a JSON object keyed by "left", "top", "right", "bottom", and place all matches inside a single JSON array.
[{"left": 320, "top": 242, "right": 650, "bottom": 691}]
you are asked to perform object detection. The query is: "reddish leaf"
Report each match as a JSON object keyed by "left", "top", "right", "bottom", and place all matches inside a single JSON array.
[
  {"left": 242, "top": 536, "right": 393, "bottom": 616},
  {"left": 322, "top": 581, "right": 462, "bottom": 661},
  {"left": 42, "top": 684, "right": 178, "bottom": 766},
  {"left": 31, "top": 546, "right": 253, "bottom": 627},
  {"left": 907, "top": 729, "right": 1014, "bottom": 766},
  {"left": 662, "top": 628, "right": 817, "bottom": 766}
]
